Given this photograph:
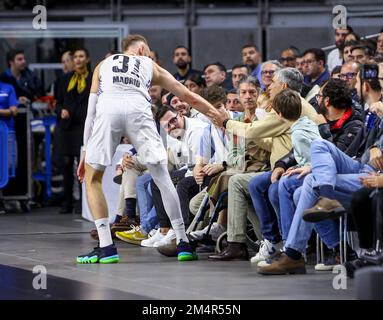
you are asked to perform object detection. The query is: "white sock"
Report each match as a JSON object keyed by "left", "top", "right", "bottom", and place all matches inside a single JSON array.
[
  {"left": 95, "top": 218, "right": 113, "bottom": 248},
  {"left": 171, "top": 218, "right": 189, "bottom": 245}
]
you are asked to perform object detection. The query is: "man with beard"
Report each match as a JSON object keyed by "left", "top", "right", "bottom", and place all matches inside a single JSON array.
[
  {"left": 172, "top": 46, "right": 202, "bottom": 83},
  {"left": 327, "top": 26, "right": 353, "bottom": 72},
  {"left": 339, "top": 61, "right": 360, "bottom": 102},
  {"left": 0, "top": 48, "right": 44, "bottom": 103},
  {"left": 241, "top": 44, "right": 263, "bottom": 86}
]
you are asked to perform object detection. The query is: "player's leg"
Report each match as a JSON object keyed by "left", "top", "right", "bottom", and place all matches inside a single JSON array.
[
  {"left": 128, "top": 109, "right": 196, "bottom": 260},
  {"left": 146, "top": 163, "right": 197, "bottom": 261},
  {"left": 77, "top": 107, "right": 123, "bottom": 264},
  {"left": 77, "top": 163, "right": 119, "bottom": 264}
]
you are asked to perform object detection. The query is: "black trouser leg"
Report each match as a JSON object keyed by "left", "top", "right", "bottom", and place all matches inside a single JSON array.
[
  {"left": 151, "top": 169, "right": 187, "bottom": 228},
  {"left": 176, "top": 175, "right": 213, "bottom": 226},
  {"left": 62, "top": 155, "right": 74, "bottom": 208},
  {"left": 350, "top": 187, "right": 375, "bottom": 249}
]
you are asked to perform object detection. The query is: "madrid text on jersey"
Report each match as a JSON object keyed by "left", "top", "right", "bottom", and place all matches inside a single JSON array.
[{"left": 112, "top": 75, "right": 141, "bottom": 87}]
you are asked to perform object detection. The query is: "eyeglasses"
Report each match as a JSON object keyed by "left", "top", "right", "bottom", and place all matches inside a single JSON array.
[
  {"left": 303, "top": 59, "right": 315, "bottom": 65},
  {"left": 280, "top": 57, "right": 295, "bottom": 62},
  {"left": 339, "top": 72, "right": 357, "bottom": 80},
  {"left": 167, "top": 115, "right": 178, "bottom": 129},
  {"left": 315, "top": 93, "right": 323, "bottom": 100},
  {"left": 261, "top": 70, "right": 275, "bottom": 75}
]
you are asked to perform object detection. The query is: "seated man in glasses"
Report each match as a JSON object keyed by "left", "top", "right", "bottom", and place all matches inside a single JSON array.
[
  {"left": 339, "top": 61, "right": 360, "bottom": 102},
  {"left": 279, "top": 46, "right": 300, "bottom": 68},
  {"left": 302, "top": 48, "right": 330, "bottom": 88},
  {"left": 258, "top": 60, "right": 283, "bottom": 110}
]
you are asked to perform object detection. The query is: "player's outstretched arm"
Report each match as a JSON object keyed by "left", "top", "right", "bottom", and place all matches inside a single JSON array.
[{"left": 152, "top": 62, "right": 221, "bottom": 124}]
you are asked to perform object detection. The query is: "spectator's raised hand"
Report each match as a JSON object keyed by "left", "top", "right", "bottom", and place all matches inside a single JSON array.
[
  {"left": 18, "top": 96, "right": 30, "bottom": 105},
  {"left": 61, "top": 109, "right": 70, "bottom": 119},
  {"left": 369, "top": 101, "right": 383, "bottom": 118},
  {"left": 369, "top": 147, "right": 383, "bottom": 171}
]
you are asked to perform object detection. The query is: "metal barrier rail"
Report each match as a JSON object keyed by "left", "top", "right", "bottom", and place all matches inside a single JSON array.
[
  {"left": 31, "top": 115, "right": 57, "bottom": 200},
  {"left": 0, "top": 120, "right": 9, "bottom": 188}
]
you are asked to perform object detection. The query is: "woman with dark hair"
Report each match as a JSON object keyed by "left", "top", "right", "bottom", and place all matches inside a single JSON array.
[
  {"left": 344, "top": 32, "right": 360, "bottom": 43},
  {"left": 57, "top": 48, "right": 92, "bottom": 213},
  {"left": 184, "top": 73, "right": 206, "bottom": 95}
]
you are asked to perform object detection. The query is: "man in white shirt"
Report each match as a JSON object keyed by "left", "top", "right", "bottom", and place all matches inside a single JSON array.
[
  {"left": 144, "top": 105, "right": 208, "bottom": 248},
  {"left": 327, "top": 26, "right": 353, "bottom": 72}
]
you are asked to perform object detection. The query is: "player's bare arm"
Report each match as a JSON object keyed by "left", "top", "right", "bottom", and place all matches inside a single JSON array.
[{"left": 151, "top": 62, "right": 221, "bottom": 123}]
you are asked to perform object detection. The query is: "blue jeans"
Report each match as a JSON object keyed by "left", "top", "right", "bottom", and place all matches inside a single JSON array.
[
  {"left": 285, "top": 139, "right": 374, "bottom": 253},
  {"left": 278, "top": 174, "right": 305, "bottom": 241},
  {"left": 136, "top": 173, "right": 158, "bottom": 233},
  {"left": 249, "top": 171, "right": 282, "bottom": 243}
]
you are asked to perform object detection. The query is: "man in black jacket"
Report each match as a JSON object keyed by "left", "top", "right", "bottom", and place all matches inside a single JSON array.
[{"left": 0, "top": 49, "right": 44, "bottom": 104}]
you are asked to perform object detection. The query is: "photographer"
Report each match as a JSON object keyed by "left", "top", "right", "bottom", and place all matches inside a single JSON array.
[{"left": 346, "top": 64, "right": 383, "bottom": 161}]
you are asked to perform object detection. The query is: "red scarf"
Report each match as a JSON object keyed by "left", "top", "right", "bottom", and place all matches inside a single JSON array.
[{"left": 330, "top": 107, "right": 353, "bottom": 130}]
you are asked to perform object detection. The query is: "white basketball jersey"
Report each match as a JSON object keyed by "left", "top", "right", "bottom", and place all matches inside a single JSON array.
[{"left": 98, "top": 54, "right": 153, "bottom": 104}]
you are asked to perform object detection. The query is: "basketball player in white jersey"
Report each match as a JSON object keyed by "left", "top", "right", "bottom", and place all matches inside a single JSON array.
[{"left": 76, "top": 35, "right": 220, "bottom": 263}]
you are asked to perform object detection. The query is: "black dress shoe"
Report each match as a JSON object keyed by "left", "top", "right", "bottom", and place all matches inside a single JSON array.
[
  {"left": 59, "top": 206, "right": 73, "bottom": 214},
  {"left": 208, "top": 242, "right": 249, "bottom": 261}
]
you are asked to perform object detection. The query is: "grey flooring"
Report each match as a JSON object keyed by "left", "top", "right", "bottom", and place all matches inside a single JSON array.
[{"left": 0, "top": 207, "right": 356, "bottom": 300}]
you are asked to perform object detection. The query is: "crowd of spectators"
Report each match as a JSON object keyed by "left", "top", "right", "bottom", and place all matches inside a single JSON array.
[{"left": 1, "top": 25, "right": 383, "bottom": 278}]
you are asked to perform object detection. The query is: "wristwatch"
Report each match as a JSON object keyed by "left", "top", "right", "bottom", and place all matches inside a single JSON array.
[{"left": 222, "top": 161, "right": 227, "bottom": 171}]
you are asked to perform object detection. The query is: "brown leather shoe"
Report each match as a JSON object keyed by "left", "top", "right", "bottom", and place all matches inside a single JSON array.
[
  {"left": 302, "top": 197, "right": 346, "bottom": 223},
  {"left": 257, "top": 253, "right": 306, "bottom": 275},
  {"left": 208, "top": 242, "right": 249, "bottom": 261},
  {"left": 111, "top": 216, "right": 139, "bottom": 233}
]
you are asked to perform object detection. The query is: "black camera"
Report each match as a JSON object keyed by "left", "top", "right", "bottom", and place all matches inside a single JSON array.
[{"left": 361, "top": 64, "right": 379, "bottom": 80}]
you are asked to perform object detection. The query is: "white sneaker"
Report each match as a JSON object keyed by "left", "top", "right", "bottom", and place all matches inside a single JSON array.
[
  {"left": 314, "top": 263, "right": 335, "bottom": 271},
  {"left": 153, "top": 229, "right": 176, "bottom": 247},
  {"left": 141, "top": 229, "right": 164, "bottom": 248},
  {"left": 250, "top": 239, "right": 283, "bottom": 264},
  {"left": 189, "top": 223, "right": 226, "bottom": 241}
]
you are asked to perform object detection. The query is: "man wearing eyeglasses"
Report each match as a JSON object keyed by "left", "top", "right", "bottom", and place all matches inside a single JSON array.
[
  {"left": 279, "top": 47, "right": 299, "bottom": 68},
  {"left": 339, "top": 61, "right": 360, "bottom": 101},
  {"left": 257, "top": 60, "right": 283, "bottom": 110},
  {"left": 148, "top": 104, "right": 208, "bottom": 250},
  {"left": 302, "top": 48, "right": 330, "bottom": 88}
]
